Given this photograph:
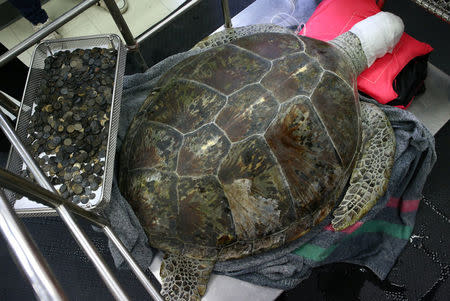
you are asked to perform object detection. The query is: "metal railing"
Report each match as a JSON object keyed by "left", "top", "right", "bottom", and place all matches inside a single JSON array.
[
  {"left": 0, "top": 0, "right": 137, "bottom": 68},
  {"left": 0, "top": 0, "right": 233, "bottom": 300},
  {"left": 0, "top": 110, "right": 164, "bottom": 301}
]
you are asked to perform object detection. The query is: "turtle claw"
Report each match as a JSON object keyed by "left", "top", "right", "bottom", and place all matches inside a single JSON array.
[
  {"left": 332, "top": 102, "right": 395, "bottom": 231},
  {"left": 160, "top": 253, "right": 215, "bottom": 301},
  {"left": 331, "top": 215, "right": 352, "bottom": 231}
]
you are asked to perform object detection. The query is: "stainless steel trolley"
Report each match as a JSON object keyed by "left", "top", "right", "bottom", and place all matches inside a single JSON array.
[{"left": 0, "top": 0, "right": 232, "bottom": 300}]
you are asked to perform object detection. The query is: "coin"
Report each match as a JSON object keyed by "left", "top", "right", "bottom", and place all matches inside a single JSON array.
[
  {"left": 72, "top": 183, "right": 83, "bottom": 195},
  {"left": 80, "top": 196, "right": 89, "bottom": 204},
  {"left": 63, "top": 138, "right": 72, "bottom": 146},
  {"left": 72, "top": 195, "right": 80, "bottom": 203},
  {"left": 74, "top": 123, "right": 82, "bottom": 131}
]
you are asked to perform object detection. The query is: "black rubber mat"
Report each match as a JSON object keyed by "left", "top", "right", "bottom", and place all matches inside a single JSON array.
[
  {"left": 0, "top": 216, "right": 154, "bottom": 301},
  {"left": 0, "top": 43, "right": 28, "bottom": 101}
]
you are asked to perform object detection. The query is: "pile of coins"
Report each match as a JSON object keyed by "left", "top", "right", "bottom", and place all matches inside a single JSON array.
[{"left": 25, "top": 47, "right": 117, "bottom": 205}]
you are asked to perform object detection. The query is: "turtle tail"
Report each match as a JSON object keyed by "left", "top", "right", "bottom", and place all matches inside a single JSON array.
[
  {"left": 332, "top": 102, "right": 396, "bottom": 230},
  {"left": 160, "top": 253, "right": 215, "bottom": 301}
]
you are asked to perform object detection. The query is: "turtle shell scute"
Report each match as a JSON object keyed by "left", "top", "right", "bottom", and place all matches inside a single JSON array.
[
  {"left": 261, "top": 52, "right": 323, "bottom": 103},
  {"left": 215, "top": 84, "right": 279, "bottom": 142},
  {"left": 125, "top": 120, "right": 182, "bottom": 172},
  {"left": 160, "top": 44, "right": 271, "bottom": 95},
  {"left": 145, "top": 80, "right": 226, "bottom": 134},
  {"left": 230, "top": 32, "right": 303, "bottom": 60},
  {"left": 177, "top": 123, "right": 231, "bottom": 177}
]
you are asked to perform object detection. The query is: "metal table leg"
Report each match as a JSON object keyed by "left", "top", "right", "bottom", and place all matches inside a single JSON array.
[
  {"left": 221, "top": 0, "right": 233, "bottom": 28},
  {"left": 103, "top": 0, "right": 148, "bottom": 71},
  {"left": 0, "top": 189, "right": 67, "bottom": 301},
  {"left": 0, "top": 168, "right": 164, "bottom": 301}
]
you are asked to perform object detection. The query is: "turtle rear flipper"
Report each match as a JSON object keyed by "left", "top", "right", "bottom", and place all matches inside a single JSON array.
[
  {"left": 332, "top": 102, "right": 395, "bottom": 230},
  {"left": 160, "top": 253, "right": 215, "bottom": 301}
]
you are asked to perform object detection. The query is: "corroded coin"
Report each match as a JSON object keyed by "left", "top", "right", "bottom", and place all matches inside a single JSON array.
[
  {"left": 63, "top": 138, "right": 72, "bottom": 146},
  {"left": 72, "top": 183, "right": 83, "bottom": 195},
  {"left": 73, "top": 123, "right": 83, "bottom": 131}
]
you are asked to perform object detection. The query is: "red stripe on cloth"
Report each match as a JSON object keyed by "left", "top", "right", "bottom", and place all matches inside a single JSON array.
[
  {"left": 400, "top": 199, "right": 421, "bottom": 212},
  {"left": 386, "top": 197, "right": 420, "bottom": 212},
  {"left": 324, "top": 221, "right": 363, "bottom": 233},
  {"left": 387, "top": 197, "right": 400, "bottom": 207}
]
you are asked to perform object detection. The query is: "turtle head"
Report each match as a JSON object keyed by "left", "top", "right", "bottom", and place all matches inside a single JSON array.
[{"left": 330, "top": 12, "right": 404, "bottom": 75}]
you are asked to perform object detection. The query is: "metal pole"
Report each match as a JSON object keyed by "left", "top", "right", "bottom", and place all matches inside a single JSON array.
[
  {"left": 0, "top": 91, "right": 19, "bottom": 117},
  {"left": 57, "top": 205, "right": 130, "bottom": 301},
  {"left": 221, "top": 0, "right": 233, "bottom": 28},
  {"left": 0, "top": 109, "right": 163, "bottom": 300},
  {"left": 103, "top": 226, "right": 165, "bottom": 301},
  {"left": 0, "top": 0, "right": 99, "bottom": 68},
  {"left": 0, "top": 113, "right": 53, "bottom": 194},
  {"left": 0, "top": 168, "right": 164, "bottom": 301},
  {"left": 0, "top": 168, "right": 108, "bottom": 227},
  {"left": 102, "top": 0, "right": 148, "bottom": 71},
  {"left": 0, "top": 190, "right": 68, "bottom": 301},
  {"left": 102, "top": 0, "right": 135, "bottom": 48},
  {"left": 0, "top": 112, "right": 130, "bottom": 301}
]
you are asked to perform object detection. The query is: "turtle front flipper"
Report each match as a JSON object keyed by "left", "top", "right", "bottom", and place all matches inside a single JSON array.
[
  {"left": 160, "top": 253, "right": 215, "bottom": 301},
  {"left": 332, "top": 102, "right": 395, "bottom": 230}
]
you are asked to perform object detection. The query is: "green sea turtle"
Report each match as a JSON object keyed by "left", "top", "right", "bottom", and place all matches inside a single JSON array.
[{"left": 119, "top": 12, "right": 402, "bottom": 301}]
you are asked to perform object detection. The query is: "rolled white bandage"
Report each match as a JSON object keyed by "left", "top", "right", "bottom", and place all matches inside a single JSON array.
[{"left": 349, "top": 12, "right": 404, "bottom": 67}]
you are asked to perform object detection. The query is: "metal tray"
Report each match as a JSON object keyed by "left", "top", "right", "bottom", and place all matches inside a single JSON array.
[{"left": 7, "top": 34, "right": 126, "bottom": 216}]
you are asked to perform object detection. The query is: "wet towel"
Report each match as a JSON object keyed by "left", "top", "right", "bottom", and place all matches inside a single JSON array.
[{"left": 102, "top": 48, "right": 436, "bottom": 290}]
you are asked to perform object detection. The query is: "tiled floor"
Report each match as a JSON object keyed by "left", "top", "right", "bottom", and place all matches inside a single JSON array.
[
  {"left": 408, "top": 64, "right": 450, "bottom": 135},
  {"left": 0, "top": 0, "right": 186, "bottom": 65}
]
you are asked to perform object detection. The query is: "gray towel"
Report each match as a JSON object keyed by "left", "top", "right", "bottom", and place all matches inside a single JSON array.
[{"left": 102, "top": 48, "right": 436, "bottom": 290}]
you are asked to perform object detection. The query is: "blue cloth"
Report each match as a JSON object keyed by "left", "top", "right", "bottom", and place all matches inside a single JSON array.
[{"left": 8, "top": 0, "right": 48, "bottom": 25}]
